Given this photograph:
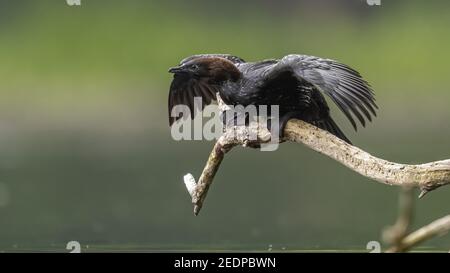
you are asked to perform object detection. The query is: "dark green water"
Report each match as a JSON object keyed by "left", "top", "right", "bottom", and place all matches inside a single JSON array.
[{"left": 0, "top": 106, "right": 448, "bottom": 252}]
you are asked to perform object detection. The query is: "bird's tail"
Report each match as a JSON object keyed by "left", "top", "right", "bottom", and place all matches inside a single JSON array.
[{"left": 312, "top": 117, "right": 352, "bottom": 144}]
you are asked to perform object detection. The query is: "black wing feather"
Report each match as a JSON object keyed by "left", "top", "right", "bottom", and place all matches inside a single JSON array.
[{"left": 264, "top": 54, "right": 377, "bottom": 130}]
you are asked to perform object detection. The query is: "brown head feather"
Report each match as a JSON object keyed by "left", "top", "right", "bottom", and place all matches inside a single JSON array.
[{"left": 184, "top": 57, "right": 242, "bottom": 83}]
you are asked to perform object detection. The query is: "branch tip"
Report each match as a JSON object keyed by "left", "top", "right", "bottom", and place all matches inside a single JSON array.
[
  {"left": 194, "top": 205, "right": 200, "bottom": 216},
  {"left": 418, "top": 189, "right": 429, "bottom": 199}
]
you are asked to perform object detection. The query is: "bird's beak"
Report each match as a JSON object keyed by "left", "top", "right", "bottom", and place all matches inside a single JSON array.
[{"left": 168, "top": 66, "right": 185, "bottom": 74}]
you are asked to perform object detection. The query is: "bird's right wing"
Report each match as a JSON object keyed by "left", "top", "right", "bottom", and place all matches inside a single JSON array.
[
  {"left": 263, "top": 54, "right": 377, "bottom": 130},
  {"left": 168, "top": 75, "right": 220, "bottom": 126}
]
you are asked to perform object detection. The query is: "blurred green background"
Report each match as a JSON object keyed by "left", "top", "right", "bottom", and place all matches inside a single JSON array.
[{"left": 0, "top": 0, "right": 449, "bottom": 251}]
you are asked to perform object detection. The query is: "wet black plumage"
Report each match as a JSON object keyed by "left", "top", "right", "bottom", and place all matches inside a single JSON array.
[{"left": 168, "top": 54, "right": 377, "bottom": 143}]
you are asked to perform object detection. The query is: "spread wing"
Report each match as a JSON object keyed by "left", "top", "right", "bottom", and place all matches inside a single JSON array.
[
  {"left": 168, "top": 54, "right": 245, "bottom": 126},
  {"left": 263, "top": 54, "right": 377, "bottom": 130}
]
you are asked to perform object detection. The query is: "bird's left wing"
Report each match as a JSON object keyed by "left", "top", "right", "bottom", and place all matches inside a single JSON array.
[
  {"left": 263, "top": 54, "right": 377, "bottom": 130},
  {"left": 168, "top": 54, "right": 245, "bottom": 126}
]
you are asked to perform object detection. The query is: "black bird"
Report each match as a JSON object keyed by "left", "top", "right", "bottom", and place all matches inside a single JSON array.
[{"left": 168, "top": 54, "right": 377, "bottom": 143}]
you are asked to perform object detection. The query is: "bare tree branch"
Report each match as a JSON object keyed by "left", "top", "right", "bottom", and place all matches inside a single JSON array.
[
  {"left": 183, "top": 96, "right": 450, "bottom": 216},
  {"left": 283, "top": 120, "right": 450, "bottom": 195},
  {"left": 386, "top": 214, "right": 450, "bottom": 252},
  {"left": 184, "top": 117, "right": 271, "bottom": 215},
  {"left": 383, "top": 187, "right": 415, "bottom": 251},
  {"left": 380, "top": 186, "right": 450, "bottom": 252},
  {"left": 187, "top": 140, "right": 232, "bottom": 216}
]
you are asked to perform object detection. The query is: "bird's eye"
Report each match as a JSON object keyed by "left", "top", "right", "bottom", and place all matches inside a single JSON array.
[{"left": 191, "top": 64, "right": 199, "bottom": 70}]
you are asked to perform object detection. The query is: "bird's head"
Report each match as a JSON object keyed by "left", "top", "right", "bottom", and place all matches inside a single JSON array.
[{"left": 168, "top": 56, "right": 241, "bottom": 84}]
